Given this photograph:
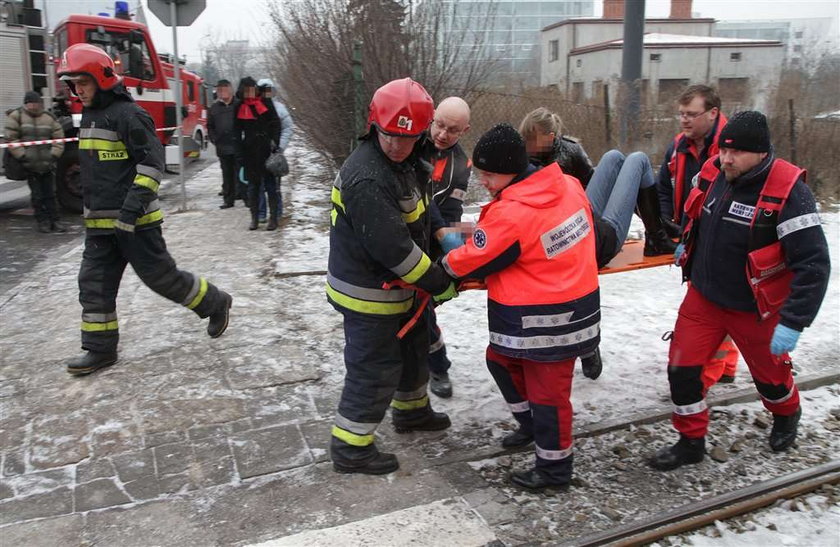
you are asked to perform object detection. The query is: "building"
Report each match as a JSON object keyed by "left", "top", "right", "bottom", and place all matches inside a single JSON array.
[
  {"left": 442, "top": 0, "right": 595, "bottom": 86},
  {"left": 540, "top": 0, "right": 785, "bottom": 111},
  {"left": 714, "top": 18, "right": 838, "bottom": 69}
]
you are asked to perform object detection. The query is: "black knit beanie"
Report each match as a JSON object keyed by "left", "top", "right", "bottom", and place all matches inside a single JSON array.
[
  {"left": 472, "top": 123, "right": 529, "bottom": 175},
  {"left": 719, "top": 111, "right": 770, "bottom": 153},
  {"left": 23, "top": 91, "right": 42, "bottom": 104}
]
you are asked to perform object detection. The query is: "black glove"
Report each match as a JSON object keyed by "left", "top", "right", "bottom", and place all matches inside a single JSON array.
[
  {"left": 115, "top": 209, "right": 139, "bottom": 233},
  {"left": 662, "top": 216, "right": 682, "bottom": 239}
]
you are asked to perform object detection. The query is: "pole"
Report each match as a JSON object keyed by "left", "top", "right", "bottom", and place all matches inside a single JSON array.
[
  {"left": 603, "top": 83, "right": 612, "bottom": 147},
  {"left": 788, "top": 98, "right": 797, "bottom": 165},
  {"left": 171, "top": 0, "right": 186, "bottom": 210},
  {"left": 620, "top": 0, "right": 645, "bottom": 149}
]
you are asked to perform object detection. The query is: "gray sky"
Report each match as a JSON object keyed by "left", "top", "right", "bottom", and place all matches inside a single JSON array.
[{"left": 44, "top": 0, "right": 840, "bottom": 63}]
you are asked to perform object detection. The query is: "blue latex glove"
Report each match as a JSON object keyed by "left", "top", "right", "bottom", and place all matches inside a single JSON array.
[
  {"left": 771, "top": 324, "right": 800, "bottom": 356},
  {"left": 439, "top": 232, "right": 464, "bottom": 254},
  {"left": 673, "top": 243, "right": 686, "bottom": 266},
  {"left": 239, "top": 167, "right": 248, "bottom": 184}
]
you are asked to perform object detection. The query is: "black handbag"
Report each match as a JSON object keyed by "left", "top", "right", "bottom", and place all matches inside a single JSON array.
[
  {"left": 2, "top": 148, "right": 28, "bottom": 181},
  {"left": 265, "top": 149, "right": 289, "bottom": 177}
]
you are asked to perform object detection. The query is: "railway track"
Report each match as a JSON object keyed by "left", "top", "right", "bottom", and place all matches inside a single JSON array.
[{"left": 561, "top": 460, "right": 840, "bottom": 546}]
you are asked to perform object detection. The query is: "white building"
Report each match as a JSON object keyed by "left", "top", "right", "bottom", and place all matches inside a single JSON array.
[
  {"left": 714, "top": 17, "right": 838, "bottom": 69},
  {"left": 563, "top": 33, "right": 784, "bottom": 110}
]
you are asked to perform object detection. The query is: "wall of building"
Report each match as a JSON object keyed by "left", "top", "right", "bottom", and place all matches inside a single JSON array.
[{"left": 540, "top": 18, "right": 714, "bottom": 87}]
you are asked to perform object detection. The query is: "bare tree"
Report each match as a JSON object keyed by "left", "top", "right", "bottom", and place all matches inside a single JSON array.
[{"left": 266, "top": 0, "right": 498, "bottom": 168}]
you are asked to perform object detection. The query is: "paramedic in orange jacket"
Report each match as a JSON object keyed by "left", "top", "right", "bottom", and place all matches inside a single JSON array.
[{"left": 443, "top": 124, "right": 600, "bottom": 491}]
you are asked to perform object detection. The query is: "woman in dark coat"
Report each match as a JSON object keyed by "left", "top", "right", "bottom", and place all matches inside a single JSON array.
[{"left": 234, "top": 77, "right": 281, "bottom": 230}]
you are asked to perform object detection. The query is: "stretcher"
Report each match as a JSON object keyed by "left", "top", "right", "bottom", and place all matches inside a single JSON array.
[{"left": 598, "top": 239, "right": 675, "bottom": 275}]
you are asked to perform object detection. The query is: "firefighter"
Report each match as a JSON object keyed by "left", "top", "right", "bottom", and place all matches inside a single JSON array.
[
  {"left": 327, "top": 78, "right": 457, "bottom": 475},
  {"left": 417, "top": 96, "right": 472, "bottom": 398},
  {"left": 649, "top": 111, "right": 830, "bottom": 470},
  {"left": 57, "top": 44, "right": 233, "bottom": 376},
  {"left": 443, "top": 123, "right": 600, "bottom": 491},
  {"left": 658, "top": 84, "right": 741, "bottom": 386}
]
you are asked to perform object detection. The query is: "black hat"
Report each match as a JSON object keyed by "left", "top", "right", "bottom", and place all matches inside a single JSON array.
[
  {"left": 719, "top": 111, "right": 770, "bottom": 153},
  {"left": 472, "top": 123, "right": 529, "bottom": 175},
  {"left": 215, "top": 79, "right": 231, "bottom": 87},
  {"left": 23, "top": 91, "right": 42, "bottom": 104}
]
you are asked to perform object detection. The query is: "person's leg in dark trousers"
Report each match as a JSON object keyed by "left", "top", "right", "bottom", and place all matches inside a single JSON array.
[
  {"left": 219, "top": 155, "right": 237, "bottom": 207},
  {"left": 116, "top": 227, "right": 227, "bottom": 320},
  {"left": 330, "top": 311, "right": 405, "bottom": 472},
  {"left": 427, "top": 304, "right": 453, "bottom": 397},
  {"left": 78, "top": 233, "right": 128, "bottom": 355},
  {"left": 245, "top": 157, "right": 267, "bottom": 230},
  {"left": 275, "top": 175, "right": 283, "bottom": 218},
  {"left": 27, "top": 171, "right": 50, "bottom": 232},
  {"left": 524, "top": 358, "right": 575, "bottom": 485},
  {"left": 263, "top": 173, "right": 279, "bottom": 230}
]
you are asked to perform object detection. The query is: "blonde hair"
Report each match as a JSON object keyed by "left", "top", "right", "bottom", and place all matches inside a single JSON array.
[{"left": 519, "top": 107, "right": 563, "bottom": 139}]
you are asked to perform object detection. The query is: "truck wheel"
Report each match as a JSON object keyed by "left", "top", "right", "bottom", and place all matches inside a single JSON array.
[{"left": 56, "top": 147, "right": 83, "bottom": 213}]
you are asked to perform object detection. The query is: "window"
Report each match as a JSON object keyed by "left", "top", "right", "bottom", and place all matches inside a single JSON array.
[
  {"left": 54, "top": 29, "right": 68, "bottom": 58},
  {"left": 85, "top": 29, "right": 156, "bottom": 80},
  {"left": 576, "top": 58, "right": 582, "bottom": 67},
  {"left": 793, "top": 45, "right": 802, "bottom": 53},
  {"left": 650, "top": 53, "right": 661, "bottom": 62},
  {"left": 549, "top": 39, "right": 559, "bottom": 62},
  {"left": 718, "top": 77, "right": 750, "bottom": 104},
  {"left": 187, "top": 81, "right": 195, "bottom": 102},
  {"left": 794, "top": 31, "right": 803, "bottom": 39},
  {"left": 657, "top": 79, "right": 689, "bottom": 105},
  {"left": 730, "top": 52, "right": 742, "bottom": 61},
  {"left": 572, "top": 82, "right": 583, "bottom": 102}
]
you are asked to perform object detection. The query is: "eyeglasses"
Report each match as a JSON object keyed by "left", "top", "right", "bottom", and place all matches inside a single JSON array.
[
  {"left": 433, "top": 119, "right": 465, "bottom": 136},
  {"left": 675, "top": 109, "right": 710, "bottom": 121}
]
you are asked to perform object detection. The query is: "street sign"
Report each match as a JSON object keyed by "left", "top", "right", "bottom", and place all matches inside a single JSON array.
[{"left": 147, "top": 0, "right": 206, "bottom": 27}]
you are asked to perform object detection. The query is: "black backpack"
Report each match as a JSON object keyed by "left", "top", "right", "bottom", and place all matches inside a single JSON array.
[{"left": 2, "top": 148, "right": 27, "bottom": 181}]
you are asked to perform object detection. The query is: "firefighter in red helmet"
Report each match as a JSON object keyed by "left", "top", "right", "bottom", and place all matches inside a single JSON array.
[
  {"left": 58, "top": 43, "right": 232, "bottom": 376},
  {"left": 327, "top": 78, "right": 458, "bottom": 474}
]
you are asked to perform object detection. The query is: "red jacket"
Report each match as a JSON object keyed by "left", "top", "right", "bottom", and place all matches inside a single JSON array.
[{"left": 443, "top": 163, "right": 600, "bottom": 361}]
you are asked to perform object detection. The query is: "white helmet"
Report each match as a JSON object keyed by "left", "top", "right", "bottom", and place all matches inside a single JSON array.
[{"left": 257, "top": 78, "right": 274, "bottom": 88}]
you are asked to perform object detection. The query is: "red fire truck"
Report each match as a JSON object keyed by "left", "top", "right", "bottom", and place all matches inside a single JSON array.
[{"left": 51, "top": 14, "right": 209, "bottom": 211}]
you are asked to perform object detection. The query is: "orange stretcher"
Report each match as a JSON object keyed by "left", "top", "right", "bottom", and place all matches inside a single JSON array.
[{"left": 598, "top": 239, "right": 675, "bottom": 275}]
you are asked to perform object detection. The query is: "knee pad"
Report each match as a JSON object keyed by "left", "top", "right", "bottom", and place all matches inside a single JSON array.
[
  {"left": 754, "top": 379, "right": 791, "bottom": 402},
  {"left": 668, "top": 365, "right": 704, "bottom": 405}
]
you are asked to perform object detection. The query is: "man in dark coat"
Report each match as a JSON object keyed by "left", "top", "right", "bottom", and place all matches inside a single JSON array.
[{"left": 208, "top": 79, "right": 238, "bottom": 208}]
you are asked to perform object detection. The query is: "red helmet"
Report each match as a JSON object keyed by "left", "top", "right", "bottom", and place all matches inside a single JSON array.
[
  {"left": 367, "top": 78, "right": 433, "bottom": 137},
  {"left": 57, "top": 43, "right": 122, "bottom": 91}
]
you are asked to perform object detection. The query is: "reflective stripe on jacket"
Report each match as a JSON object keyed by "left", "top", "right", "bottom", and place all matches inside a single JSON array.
[
  {"left": 443, "top": 163, "right": 600, "bottom": 361},
  {"left": 78, "top": 89, "right": 165, "bottom": 234},
  {"left": 327, "top": 137, "right": 451, "bottom": 316}
]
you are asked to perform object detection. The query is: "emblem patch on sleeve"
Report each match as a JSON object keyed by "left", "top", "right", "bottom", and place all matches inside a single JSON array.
[
  {"left": 473, "top": 228, "right": 487, "bottom": 249},
  {"left": 540, "top": 208, "right": 591, "bottom": 259}
]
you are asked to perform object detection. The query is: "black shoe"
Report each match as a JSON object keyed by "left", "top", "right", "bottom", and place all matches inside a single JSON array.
[
  {"left": 769, "top": 407, "right": 801, "bottom": 452},
  {"left": 644, "top": 228, "right": 678, "bottom": 256},
  {"left": 718, "top": 374, "right": 736, "bottom": 384},
  {"left": 66, "top": 351, "right": 118, "bottom": 376},
  {"left": 393, "top": 411, "right": 451, "bottom": 433},
  {"left": 266, "top": 217, "right": 278, "bottom": 231},
  {"left": 218, "top": 191, "right": 224, "bottom": 196},
  {"left": 430, "top": 372, "right": 453, "bottom": 398},
  {"left": 502, "top": 427, "right": 534, "bottom": 448},
  {"left": 662, "top": 216, "right": 682, "bottom": 239},
  {"left": 581, "top": 348, "right": 603, "bottom": 380},
  {"left": 333, "top": 452, "right": 399, "bottom": 475},
  {"left": 648, "top": 436, "right": 705, "bottom": 471},
  {"left": 509, "top": 468, "right": 569, "bottom": 492},
  {"left": 248, "top": 215, "right": 259, "bottom": 230},
  {"left": 37, "top": 220, "right": 52, "bottom": 233},
  {"left": 51, "top": 220, "right": 67, "bottom": 233},
  {"left": 207, "top": 292, "right": 232, "bottom": 338},
  {"left": 219, "top": 203, "right": 234, "bottom": 209}
]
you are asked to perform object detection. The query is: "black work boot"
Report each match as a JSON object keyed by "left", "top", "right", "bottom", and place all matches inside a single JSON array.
[
  {"left": 648, "top": 435, "right": 705, "bottom": 471},
  {"left": 637, "top": 186, "right": 678, "bottom": 257},
  {"left": 769, "top": 407, "right": 801, "bottom": 452},
  {"left": 510, "top": 467, "right": 570, "bottom": 493},
  {"left": 207, "top": 292, "right": 232, "bottom": 338},
  {"left": 662, "top": 216, "right": 682, "bottom": 239},
  {"left": 66, "top": 351, "right": 118, "bottom": 376},
  {"left": 502, "top": 426, "right": 534, "bottom": 448},
  {"left": 333, "top": 452, "right": 399, "bottom": 475},
  {"left": 51, "top": 220, "right": 67, "bottom": 233},
  {"left": 37, "top": 220, "right": 52, "bottom": 233},
  {"left": 393, "top": 410, "right": 451, "bottom": 433},
  {"left": 581, "top": 347, "right": 603, "bottom": 380},
  {"left": 248, "top": 212, "right": 259, "bottom": 231},
  {"left": 429, "top": 372, "right": 453, "bottom": 398},
  {"left": 266, "top": 197, "right": 278, "bottom": 231}
]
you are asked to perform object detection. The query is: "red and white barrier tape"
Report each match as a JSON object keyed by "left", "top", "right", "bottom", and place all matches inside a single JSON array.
[{"left": 0, "top": 126, "right": 181, "bottom": 149}]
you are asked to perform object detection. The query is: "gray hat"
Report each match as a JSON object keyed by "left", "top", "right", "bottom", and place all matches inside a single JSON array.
[{"left": 24, "top": 91, "right": 43, "bottom": 104}]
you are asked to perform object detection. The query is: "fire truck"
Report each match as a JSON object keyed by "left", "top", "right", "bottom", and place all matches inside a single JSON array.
[{"left": 1, "top": 2, "right": 208, "bottom": 212}]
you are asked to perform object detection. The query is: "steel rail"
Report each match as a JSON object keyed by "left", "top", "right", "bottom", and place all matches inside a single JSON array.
[{"left": 561, "top": 460, "right": 840, "bottom": 547}]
